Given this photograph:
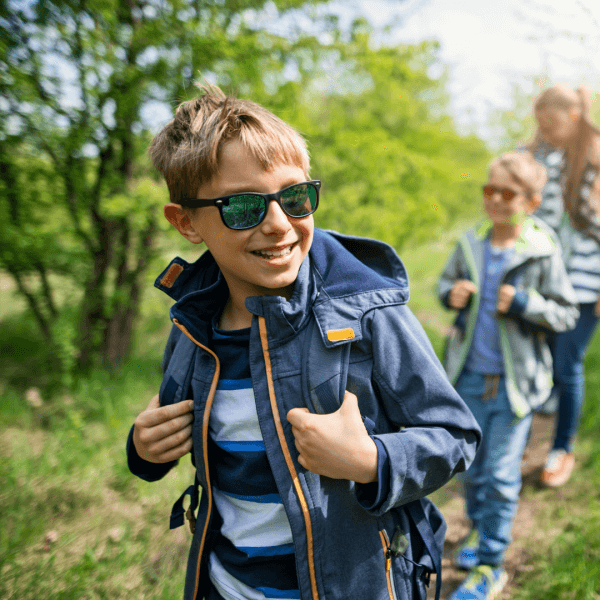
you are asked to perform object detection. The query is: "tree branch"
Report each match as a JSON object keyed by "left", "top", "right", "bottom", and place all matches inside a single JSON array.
[{"left": 5, "top": 265, "right": 53, "bottom": 342}]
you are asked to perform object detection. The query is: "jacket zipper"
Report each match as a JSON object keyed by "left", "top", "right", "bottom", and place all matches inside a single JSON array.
[
  {"left": 172, "top": 318, "right": 220, "bottom": 600},
  {"left": 497, "top": 260, "right": 533, "bottom": 419},
  {"left": 452, "top": 236, "right": 481, "bottom": 385},
  {"left": 258, "top": 316, "right": 320, "bottom": 600},
  {"left": 379, "top": 530, "right": 398, "bottom": 600}
]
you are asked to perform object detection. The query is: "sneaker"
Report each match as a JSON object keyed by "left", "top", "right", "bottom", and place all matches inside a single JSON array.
[
  {"left": 454, "top": 529, "right": 479, "bottom": 570},
  {"left": 541, "top": 449, "right": 575, "bottom": 487},
  {"left": 449, "top": 565, "right": 508, "bottom": 600}
]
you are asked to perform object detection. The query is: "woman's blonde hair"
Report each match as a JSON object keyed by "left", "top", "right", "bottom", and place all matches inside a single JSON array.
[
  {"left": 490, "top": 150, "right": 547, "bottom": 196},
  {"left": 150, "top": 84, "right": 310, "bottom": 204},
  {"left": 531, "top": 84, "right": 600, "bottom": 218}
]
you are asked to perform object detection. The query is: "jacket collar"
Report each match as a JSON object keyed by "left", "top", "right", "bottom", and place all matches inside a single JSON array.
[
  {"left": 154, "top": 228, "right": 409, "bottom": 346},
  {"left": 473, "top": 216, "right": 556, "bottom": 258}
]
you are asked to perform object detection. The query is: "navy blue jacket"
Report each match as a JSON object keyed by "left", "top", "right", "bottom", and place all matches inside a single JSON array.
[{"left": 127, "top": 228, "right": 481, "bottom": 600}]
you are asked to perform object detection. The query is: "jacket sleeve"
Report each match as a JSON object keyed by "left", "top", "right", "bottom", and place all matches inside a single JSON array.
[
  {"left": 126, "top": 324, "right": 182, "bottom": 482},
  {"left": 437, "top": 242, "right": 465, "bottom": 309},
  {"left": 360, "top": 304, "right": 481, "bottom": 516},
  {"left": 126, "top": 426, "right": 177, "bottom": 482},
  {"left": 506, "top": 251, "right": 579, "bottom": 333}
]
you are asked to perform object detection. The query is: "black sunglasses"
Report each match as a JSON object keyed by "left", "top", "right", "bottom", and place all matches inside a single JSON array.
[
  {"left": 482, "top": 184, "right": 523, "bottom": 202},
  {"left": 179, "top": 180, "right": 320, "bottom": 230}
]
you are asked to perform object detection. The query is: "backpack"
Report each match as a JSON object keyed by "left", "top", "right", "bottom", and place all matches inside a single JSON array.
[{"left": 166, "top": 317, "right": 444, "bottom": 600}]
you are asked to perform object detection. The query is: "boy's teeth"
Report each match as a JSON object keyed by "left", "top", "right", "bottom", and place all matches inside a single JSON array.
[{"left": 256, "top": 246, "right": 292, "bottom": 258}]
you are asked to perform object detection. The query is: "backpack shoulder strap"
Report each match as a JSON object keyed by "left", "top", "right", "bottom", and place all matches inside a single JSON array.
[
  {"left": 301, "top": 317, "right": 351, "bottom": 414},
  {"left": 160, "top": 326, "right": 200, "bottom": 532},
  {"left": 159, "top": 326, "right": 197, "bottom": 407},
  {"left": 302, "top": 316, "right": 443, "bottom": 600},
  {"left": 405, "top": 499, "right": 444, "bottom": 600}
]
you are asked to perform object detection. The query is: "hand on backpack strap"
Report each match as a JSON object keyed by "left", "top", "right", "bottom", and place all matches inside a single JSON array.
[
  {"left": 449, "top": 280, "right": 477, "bottom": 309},
  {"left": 133, "top": 394, "right": 194, "bottom": 463},
  {"left": 287, "top": 391, "right": 378, "bottom": 484},
  {"left": 496, "top": 284, "right": 516, "bottom": 314}
]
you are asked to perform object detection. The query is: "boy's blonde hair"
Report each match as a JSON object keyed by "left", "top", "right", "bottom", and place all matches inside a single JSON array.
[
  {"left": 150, "top": 85, "right": 310, "bottom": 204},
  {"left": 490, "top": 151, "right": 547, "bottom": 196}
]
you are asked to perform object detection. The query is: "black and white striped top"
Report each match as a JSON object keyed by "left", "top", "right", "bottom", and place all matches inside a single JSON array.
[
  {"left": 534, "top": 145, "right": 564, "bottom": 234},
  {"left": 559, "top": 164, "right": 600, "bottom": 304}
]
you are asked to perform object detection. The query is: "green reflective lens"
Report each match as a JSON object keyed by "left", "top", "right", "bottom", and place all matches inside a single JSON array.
[
  {"left": 222, "top": 194, "right": 265, "bottom": 229},
  {"left": 281, "top": 183, "right": 317, "bottom": 216}
]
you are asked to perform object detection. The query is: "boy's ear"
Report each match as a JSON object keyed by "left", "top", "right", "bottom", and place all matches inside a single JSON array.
[
  {"left": 164, "top": 203, "right": 203, "bottom": 244},
  {"left": 528, "top": 193, "right": 542, "bottom": 214}
]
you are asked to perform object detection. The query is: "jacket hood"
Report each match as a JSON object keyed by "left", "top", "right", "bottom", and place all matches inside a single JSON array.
[{"left": 154, "top": 228, "right": 409, "bottom": 346}]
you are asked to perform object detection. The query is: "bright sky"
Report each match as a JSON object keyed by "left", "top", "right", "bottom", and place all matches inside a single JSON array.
[
  {"left": 43, "top": 0, "right": 600, "bottom": 143},
  {"left": 355, "top": 0, "right": 600, "bottom": 137}
]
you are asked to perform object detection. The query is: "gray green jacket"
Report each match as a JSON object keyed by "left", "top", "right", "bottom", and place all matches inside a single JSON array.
[{"left": 438, "top": 217, "right": 579, "bottom": 418}]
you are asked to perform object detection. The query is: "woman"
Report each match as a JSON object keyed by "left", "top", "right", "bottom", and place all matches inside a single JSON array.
[{"left": 533, "top": 84, "right": 600, "bottom": 487}]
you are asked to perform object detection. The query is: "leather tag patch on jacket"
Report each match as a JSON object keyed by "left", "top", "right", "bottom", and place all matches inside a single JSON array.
[
  {"left": 327, "top": 328, "right": 355, "bottom": 342},
  {"left": 160, "top": 263, "right": 184, "bottom": 288}
]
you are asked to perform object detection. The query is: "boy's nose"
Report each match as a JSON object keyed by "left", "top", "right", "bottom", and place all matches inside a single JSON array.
[{"left": 260, "top": 199, "right": 292, "bottom": 235}]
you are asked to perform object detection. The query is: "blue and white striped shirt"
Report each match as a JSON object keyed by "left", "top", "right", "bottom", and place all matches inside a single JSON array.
[{"left": 208, "top": 326, "right": 299, "bottom": 600}]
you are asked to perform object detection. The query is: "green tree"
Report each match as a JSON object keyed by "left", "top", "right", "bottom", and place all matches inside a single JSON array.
[
  {"left": 1, "top": 1, "right": 490, "bottom": 384},
  {"left": 280, "top": 23, "right": 491, "bottom": 249},
  {"left": 0, "top": 0, "right": 318, "bottom": 374}
]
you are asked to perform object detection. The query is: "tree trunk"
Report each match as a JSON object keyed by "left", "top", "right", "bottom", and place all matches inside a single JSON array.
[
  {"left": 77, "top": 217, "right": 115, "bottom": 371},
  {"left": 101, "top": 218, "right": 157, "bottom": 369}
]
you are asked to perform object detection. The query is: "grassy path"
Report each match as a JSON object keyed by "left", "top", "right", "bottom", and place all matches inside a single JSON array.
[
  {"left": 434, "top": 412, "right": 558, "bottom": 599},
  {"left": 3, "top": 219, "right": 600, "bottom": 599}
]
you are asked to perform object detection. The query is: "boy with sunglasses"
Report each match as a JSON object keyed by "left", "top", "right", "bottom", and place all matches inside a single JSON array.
[
  {"left": 127, "top": 86, "right": 481, "bottom": 600},
  {"left": 438, "top": 150, "right": 578, "bottom": 600}
]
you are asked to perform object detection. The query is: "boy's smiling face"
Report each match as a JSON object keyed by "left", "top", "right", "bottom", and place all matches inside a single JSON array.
[{"left": 168, "top": 139, "right": 314, "bottom": 309}]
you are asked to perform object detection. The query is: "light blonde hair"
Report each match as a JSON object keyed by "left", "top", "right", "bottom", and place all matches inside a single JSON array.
[
  {"left": 531, "top": 84, "right": 600, "bottom": 218},
  {"left": 150, "top": 84, "right": 310, "bottom": 204},
  {"left": 490, "top": 150, "right": 547, "bottom": 196}
]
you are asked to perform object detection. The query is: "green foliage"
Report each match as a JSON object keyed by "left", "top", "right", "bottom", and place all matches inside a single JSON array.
[
  {"left": 276, "top": 32, "right": 491, "bottom": 250},
  {"left": 0, "top": 326, "right": 194, "bottom": 599},
  {"left": 0, "top": 0, "right": 331, "bottom": 373},
  {"left": 485, "top": 77, "right": 550, "bottom": 153},
  {"left": 0, "top": 1, "right": 491, "bottom": 381},
  {"left": 2, "top": 221, "right": 600, "bottom": 599}
]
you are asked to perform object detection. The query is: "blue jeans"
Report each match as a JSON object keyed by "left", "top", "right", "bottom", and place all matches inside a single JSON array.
[
  {"left": 552, "top": 302, "right": 599, "bottom": 452},
  {"left": 455, "top": 370, "right": 533, "bottom": 566}
]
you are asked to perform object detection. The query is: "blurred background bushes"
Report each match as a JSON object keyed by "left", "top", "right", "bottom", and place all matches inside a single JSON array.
[{"left": 0, "top": 0, "right": 490, "bottom": 387}]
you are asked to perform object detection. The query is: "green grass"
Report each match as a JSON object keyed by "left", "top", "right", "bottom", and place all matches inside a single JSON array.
[
  {"left": 0, "top": 316, "right": 196, "bottom": 599},
  {"left": 2, "top": 216, "right": 600, "bottom": 599},
  {"left": 508, "top": 327, "right": 600, "bottom": 600}
]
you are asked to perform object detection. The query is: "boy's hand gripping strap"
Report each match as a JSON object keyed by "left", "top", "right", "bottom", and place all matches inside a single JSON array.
[{"left": 302, "top": 317, "right": 443, "bottom": 600}]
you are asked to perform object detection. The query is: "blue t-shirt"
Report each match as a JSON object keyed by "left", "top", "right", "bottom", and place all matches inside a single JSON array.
[{"left": 465, "top": 239, "right": 515, "bottom": 375}]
